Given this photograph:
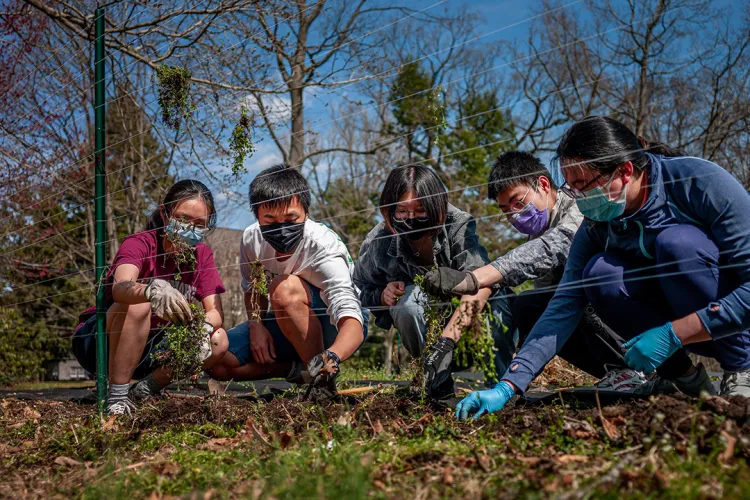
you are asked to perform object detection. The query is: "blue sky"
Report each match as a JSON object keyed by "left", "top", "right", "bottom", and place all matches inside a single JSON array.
[{"left": 208, "top": 0, "right": 745, "bottom": 230}]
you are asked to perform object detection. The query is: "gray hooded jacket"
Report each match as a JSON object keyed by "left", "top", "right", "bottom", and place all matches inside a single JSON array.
[
  {"left": 353, "top": 204, "right": 490, "bottom": 329},
  {"left": 490, "top": 190, "right": 583, "bottom": 289}
]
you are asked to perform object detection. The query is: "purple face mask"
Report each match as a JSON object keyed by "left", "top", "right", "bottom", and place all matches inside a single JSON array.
[{"left": 507, "top": 186, "right": 549, "bottom": 236}]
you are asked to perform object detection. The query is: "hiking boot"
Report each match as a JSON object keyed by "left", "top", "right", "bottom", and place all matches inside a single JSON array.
[
  {"left": 720, "top": 369, "right": 750, "bottom": 397},
  {"left": 596, "top": 366, "right": 649, "bottom": 392},
  {"left": 106, "top": 396, "right": 138, "bottom": 416},
  {"left": 641, "top": 363, "right": 716, "bottom": 397}
]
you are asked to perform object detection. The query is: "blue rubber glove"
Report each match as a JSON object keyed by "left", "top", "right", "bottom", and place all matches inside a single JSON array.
[
  {"left": 455, "top": 381, "right": 515, "bottom": 421},
  {"left": 623, "top": 322, "right": 682, "bottom": 374}
]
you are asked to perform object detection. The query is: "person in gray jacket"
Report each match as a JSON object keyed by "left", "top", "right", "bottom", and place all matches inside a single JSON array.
[
  {"left": 424, "top": 152, "right": 638, "bottom": 388},
  {"left": 353, "top": 164, "right": 515, "bottom": 399}
]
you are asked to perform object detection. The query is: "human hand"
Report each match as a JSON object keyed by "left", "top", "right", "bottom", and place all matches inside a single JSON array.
[
  {"left": 455, "top": 381, "right": 515, "bottom": 420},
  {"left": 146, "top": 279, "right": 192, "bottom": 324},
  {"left": 423, "top": 267, "right": 479, "bottom": 296},
  {"left": 623, "top": 322, "right": 682, "bottom": 374},
  {"left": 381, "top": 281, "right": 406, "bottom": 306},
  {"left": 250, "top": 323, "right": 276, "bottom": 364}
]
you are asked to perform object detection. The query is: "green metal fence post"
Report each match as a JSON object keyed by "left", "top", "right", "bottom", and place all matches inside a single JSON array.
[{"left": 94, "top": 7, "right": 108, "bottom": 411}]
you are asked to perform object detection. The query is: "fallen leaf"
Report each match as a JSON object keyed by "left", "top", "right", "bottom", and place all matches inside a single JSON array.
[
  {"left": 198, "top": 438, "right": 235, "bottom": 451},
  {"left": 720, "top": 431, "right": 737, "bottom": 464},
  {"left": 442, "top": 466, "right": 454, "bottom": 485},
  {"left": 476, "top": 454, "right": 491, "bottom": 473},
  {"left": 373, "top": 480, "right": 387, "bottom": 491},
  {"left": 154, "top": 461, "right": 181, "bottom": 477},
  {"left": 373, "top": 419, "right": 384, "bottom": 435},
  {"left": 276, "top": 432, "right": 293, "bottom": 449},
  {"left": 360, "top": 451, "right": 375, "bottom": 467},
  {"left": 556, "top": 454, "right": 589, "bottom": 464},
  {"left": 101, "top": 415, "right": 119, "bottom": 432},
  {"left": 515, "top": 455, "right": 541, "bottom": 466},
  {"left": 336, "top": 412, "right": 352, "bottom": 426},
  {"left": 563, "top": 418, "right": 596, "bottom": 439},
  {"left": 23, "top": 407, "right": 41, "bottom": 421},
  {"left": 54, "top": 456, "right": 82, "bottom": 467},
  {"left": 522, "top": 414, "right": 535, "bottom": 428}
]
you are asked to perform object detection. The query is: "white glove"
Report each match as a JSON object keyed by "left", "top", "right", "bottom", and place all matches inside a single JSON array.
[
  {"left": 199, "top": 321, "right": 215, "bottom": 362},
  {"left": 145, "top": 279, "right": 193, "bottom": 324}
]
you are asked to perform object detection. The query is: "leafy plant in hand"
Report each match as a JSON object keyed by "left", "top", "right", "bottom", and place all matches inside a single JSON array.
[
  {"left": 151, "top": 303, "right": 211, "bottom": 385},
  {"left": 410, "top": 273, "right": 451, "bottom": 397},
  {"left": 452, "top": 297, "right": 498, "bottom": 384}
]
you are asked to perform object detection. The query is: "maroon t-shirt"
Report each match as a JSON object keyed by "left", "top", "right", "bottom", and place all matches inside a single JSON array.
[{"left": 78, "top": 230, "right": 226, "bottom": 323}]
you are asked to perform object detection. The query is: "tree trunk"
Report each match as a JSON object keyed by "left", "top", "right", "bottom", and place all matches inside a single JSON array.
[{"left": 288, "top": 81, "right": 305, "bottom": 168}]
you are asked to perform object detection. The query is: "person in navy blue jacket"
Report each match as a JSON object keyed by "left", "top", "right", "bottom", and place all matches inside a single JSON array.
[{"left": 457, "top": 115, "right": 750, "bottom": 420}]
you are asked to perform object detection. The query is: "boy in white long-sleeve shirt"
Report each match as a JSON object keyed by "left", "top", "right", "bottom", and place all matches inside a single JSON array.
[{"left": 211, "top": 164, "right": 367, "bottom": 400}]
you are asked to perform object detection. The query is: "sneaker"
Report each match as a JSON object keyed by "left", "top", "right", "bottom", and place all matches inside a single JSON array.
[
  {"left": 720, "top": 369, "right": 750, "bottom": 397},
  {"left": 106, "top": 397, "right": 138, "bottom": 416},
  {"left": 129, "top": 377, "right": 164, "bottom": 401},
  {"left": 306, "top": 375, "right": 339, "bottom": 402},
  {"left": 642, "top": 363, "right": 717, "bottom": 397},
  {"left": 596, "top": 366, "right": 649, "bottom": 392}
]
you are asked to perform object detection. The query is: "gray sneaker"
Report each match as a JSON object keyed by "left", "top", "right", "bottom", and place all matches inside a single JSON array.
[
  {"left": 106, "top": 397, "right": 138, "bottom": 416},
  {"left": 720, "top": 369, "right": 750, "bottom": 397},
  {"left": 639, "top": 363, "right": 716, "bottom": 397}
]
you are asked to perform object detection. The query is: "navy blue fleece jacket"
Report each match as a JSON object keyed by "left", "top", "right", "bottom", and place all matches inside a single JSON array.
[{"left": 504, "top": 154, "right": 750, "bottom": 392}]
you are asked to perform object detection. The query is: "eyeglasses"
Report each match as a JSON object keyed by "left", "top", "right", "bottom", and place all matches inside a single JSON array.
[
  {"left": 505, "top": 184, "right": 536, "bottom": 214},
  {"left": 560, "top": 172, "right": 606, "bottom": 200},
  {"left": 393, "top": 209, "right": 428, "bottom": 221}
]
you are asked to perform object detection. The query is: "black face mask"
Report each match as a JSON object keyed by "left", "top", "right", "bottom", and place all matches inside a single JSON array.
[
  {"left": 259, "top": 221, "right": 305, "bottom": 254},
  {"left": 392, "top": 217, "right": 434, "bottom": 241}
]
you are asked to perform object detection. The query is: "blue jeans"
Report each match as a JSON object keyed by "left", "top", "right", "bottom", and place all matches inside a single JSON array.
[
  {"left": 389, "top": 285, "right": 516, "bottom": 376},
  {"left": 583, "top": 224, "right": 750, "bottom": 376},
  {"left": 226, "top": 283, "right": 368, "bottom": 366}
]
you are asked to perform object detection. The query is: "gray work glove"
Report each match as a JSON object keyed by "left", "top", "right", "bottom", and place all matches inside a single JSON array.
[
  {"left": 145, "top": 278, "right": 193, "bottom": 324},
  {"left": 423, "top": 267, "right": 479, "bottom": 296}
]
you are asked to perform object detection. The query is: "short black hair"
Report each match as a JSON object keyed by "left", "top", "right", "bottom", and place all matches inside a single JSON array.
[
  {"left": 487, "top": 151, "right": 557, "bottom": 200},
  {"left": 379, "top": 164, "right": 448, "bottom": 230},
  {"left": 249, "top": 164, "right": 311, "bottom": 217}
]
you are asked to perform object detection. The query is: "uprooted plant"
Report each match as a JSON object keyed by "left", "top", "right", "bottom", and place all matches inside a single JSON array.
[
  {"left": 229, "top": 106, "right": 256, "bottom": 180},
  {"left": 246, "top": 259, "right": 268, "bottom": 320},
  {"left": 410, "top": 272, "right": 499, "bottom": 395},
  {"left": 154, "top": 64, "right": 193, "bottom": 130},
  {"left": 151, "top": 303, "right": 211, "bottom": 384},
  {"left": 165, "top": 222, "right": 197, "bottom": 282}
]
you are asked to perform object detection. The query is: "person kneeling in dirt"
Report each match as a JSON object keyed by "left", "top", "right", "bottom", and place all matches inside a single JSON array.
[
  {"left": 423, "top": 152, "right": 647, "bottom": 392},
  {"left": 210, "top": 165, "right": 367, "bottom": 401},
  {"left": 353, "top": 164, "right": 513, "bottom": 400},
  {"left": 72, "top": 180, "right": 229, "bottom": 415},
  {"left": 457, "top": 116, "right": 750, "bottom": 420}
]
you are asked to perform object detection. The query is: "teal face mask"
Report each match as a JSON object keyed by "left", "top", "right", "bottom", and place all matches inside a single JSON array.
[
  {"left": 166, "top": 219, "right": 207, "bottom": 247},
  {"left": 575, "top": 173, "right": 628, "bottom": 222}
]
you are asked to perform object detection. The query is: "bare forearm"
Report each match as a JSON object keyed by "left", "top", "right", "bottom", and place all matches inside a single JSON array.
[
  {"left": 473, "top": 264, "right": 504, "bottom": 288},
  {"left": 328, "top": 317, "right": 364, "bottom": 361},
  {"left": 672, "top": 313, "right": 711, "bottom": 344},
  {"left": 112, "top": 280, "right": 149, "bottom": 304},
  {"left": 443, "top": 287, "right": 492, "bottom": 341}
]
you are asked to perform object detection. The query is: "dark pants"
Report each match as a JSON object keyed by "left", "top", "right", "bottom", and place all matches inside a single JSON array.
[
  {"left": 582, "top": 224, "right": 750, "bottom": 377},
  {"left": 513, "top": 290, "right": 626, "bottom": 378}
]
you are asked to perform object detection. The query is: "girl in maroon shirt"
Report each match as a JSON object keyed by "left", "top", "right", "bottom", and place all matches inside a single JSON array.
[{"left": 72, "top": 180, "right": 227, "bottom": 415}]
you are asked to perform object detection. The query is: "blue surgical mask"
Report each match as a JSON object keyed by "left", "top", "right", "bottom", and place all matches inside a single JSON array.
[
  {"left": 575, "top": 173, "right": 628, "bottom": 222},
  {"left": 166, "top": 219, "right": 207, "bottom": 247}
]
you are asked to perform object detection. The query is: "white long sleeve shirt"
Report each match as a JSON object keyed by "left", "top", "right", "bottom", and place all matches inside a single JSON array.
[{"left": 239, "top": 219, "right": 363, "bottom": 327}]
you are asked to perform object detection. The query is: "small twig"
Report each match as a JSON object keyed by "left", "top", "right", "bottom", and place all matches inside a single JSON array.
[
  {"left": 612, "top": 445, "right": 643, "bottom": 456},
  {"left": 280, "top": 402, "right": 294, "bottom": 424},
  {"left": 468, "top": 424, "right": 486, "bottom": 436},
  {"left": 70, "top": 424, "right": 78, "bottom": 445},
  {"left": 95, "top": 460, "right": 169, "bottom": 482},
  {"left": 596, "top": 390, "right": 617, "bottom": 440}
]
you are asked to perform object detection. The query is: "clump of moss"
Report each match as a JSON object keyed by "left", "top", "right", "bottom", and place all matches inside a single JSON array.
[
  {"left": 154, "top": 64, "right": 193, "bottom": 130},
  {"left": 229, "top": 106, "right": 256, "bottom": 179},
  {"left": 152, "top": 304, "right": 208, "bottom": 384}
]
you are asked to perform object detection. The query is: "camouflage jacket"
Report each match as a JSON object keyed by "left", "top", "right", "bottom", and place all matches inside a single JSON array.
[
  {"left": 353, "top": 204, "right": 490, "bottom": 329},
  {"left": 490, "top": 191, "right": 583, "bottom": 289}
]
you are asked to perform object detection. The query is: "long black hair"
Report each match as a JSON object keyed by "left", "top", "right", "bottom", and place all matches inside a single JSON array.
[
  {"left": 554, "top": 116, "right": 683, "bottom": 174},
  {"left": 147, "top": 179, "right": 217, "bottom": 232},
  {"left": 379, "top": 164, "right": 448, "bottom": 230}
]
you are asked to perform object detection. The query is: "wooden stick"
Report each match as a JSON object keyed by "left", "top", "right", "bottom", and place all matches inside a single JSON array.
[{"left": 338, "top": 386, "right": 376, "bottom": 396}]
